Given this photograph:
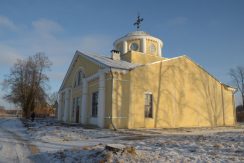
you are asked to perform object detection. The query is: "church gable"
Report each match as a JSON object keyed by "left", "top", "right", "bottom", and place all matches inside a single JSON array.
[
  {"left": 60, "top": 50, "right": 140, "bottom": 91},
  {"left": 60, "top": 52, "right": 102, "bottom": 90}
]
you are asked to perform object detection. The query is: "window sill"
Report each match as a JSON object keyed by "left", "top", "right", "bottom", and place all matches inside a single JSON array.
[{"left": 145, "top": 117, "right": 153, "bottom": 119}]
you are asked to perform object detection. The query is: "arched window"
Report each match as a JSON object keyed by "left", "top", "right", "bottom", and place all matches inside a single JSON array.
[{"left": 74, "top": 70, "right": 84, "bottom": 87}]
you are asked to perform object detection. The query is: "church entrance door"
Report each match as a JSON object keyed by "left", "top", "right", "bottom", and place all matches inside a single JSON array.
[{"left": 76, "top": 106, "right": 80, "bottom": 123}]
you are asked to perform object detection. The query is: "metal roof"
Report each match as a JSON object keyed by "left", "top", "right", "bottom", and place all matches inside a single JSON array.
[{"left": 76, "top": 50, "right": 140, "bottom": 70}]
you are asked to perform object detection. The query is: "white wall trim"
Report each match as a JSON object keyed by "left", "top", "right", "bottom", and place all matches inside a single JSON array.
[
  {"left": 114, "top": 35, "right": 163, "bottom": 49},
  {"left": 58, "top": 89, "right": 67, "bottom": 121},
  {"left": 86, "top": 73, "right": 99, "bottom": 82},
  {"left": 110, "top": 68, "right": 128, "bottom": 74},
  {"left": 157, "top": 41, "right": 162, "bottom": 57},
  {"left": 64, "top": 88, "right": 71, "bottom": 122},
  {"left": 97, "top": 71, "right": 106, "bottom": 128},
  {"left": 57, "top": 92, "right": 62, "bottom": 120},
  {"left": 69, "top": 89, "right": 73, "bottom": 122},
  {"left": 77, "top": 68, "right": 109, "bottom": 127},
  {"left": 81, "top": 79, "right": 88, "bottom": 124},
  {"left": 89, "top": 117, "right": 98, "bottom": 125},
  {"left": 141, "top": 38, "right": 146, "bottom": 53},
  {"left": 85, "top": 68, "right": 110, "bottom": 82},
  {"left": 122, "top": 41, "right": 128, "bottom": 54}
]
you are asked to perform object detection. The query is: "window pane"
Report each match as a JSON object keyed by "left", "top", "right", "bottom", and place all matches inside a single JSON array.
[
  {"left": 72, "top": 98, "right": 75, "bottom": 117},
  {"left": 92, "top": 92, "right": 98, "bottom": 117},
  {"left": 145, "top": 93, "right": 153, "bottom": 118},
  {"left": 78, "top": 71, "right": 81, "bottom": 86}
]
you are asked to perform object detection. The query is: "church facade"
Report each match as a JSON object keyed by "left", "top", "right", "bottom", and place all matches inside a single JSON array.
[{"left": 58, "top": 31, "right": 236, "bottom": 129}]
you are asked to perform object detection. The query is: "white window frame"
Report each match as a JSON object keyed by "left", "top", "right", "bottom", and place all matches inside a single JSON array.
[
  {"left": 145, "top": 92, "right": 153, "bottom": 118},
  {"left": 91, "top": 91, "right": 98, "bottom": 117}
]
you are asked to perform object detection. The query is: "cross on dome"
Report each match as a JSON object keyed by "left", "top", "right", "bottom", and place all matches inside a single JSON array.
[{"left": 133, "top": 14, "right": 143, "bottom": 30}]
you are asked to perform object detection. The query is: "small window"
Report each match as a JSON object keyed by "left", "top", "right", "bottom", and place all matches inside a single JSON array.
[
  {"left": 74, "top": 70, "right": 84, "bottom": 87},
  {"left": 92, "top": 91, "right": 98, "bottom": 117},
  {"left": 76, "top": 97, "right": 80, "bottom": 109},
  {"left": 72, "top": 98, "right": 75, "bottom": 117},
  {"left": 77, "top": 71, "right": 82, "bottom": 86},
  {"left": 145, "top": 93, "right": 153, "bottom": 118},
  {"left": 130, "top": 42, "right": 139, "bottom": 51},
  {"left": 150, "top": 43, "right": 156, "bottom": 54}
]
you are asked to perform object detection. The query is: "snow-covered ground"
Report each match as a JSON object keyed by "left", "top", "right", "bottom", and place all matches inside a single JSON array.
[
  {"left": 1, "top": 117, "right": 244, "bottom": 162},
  {"left": 21, "top": 118, "right": 244, "bottom": 163},
  {"left": 0, "top": 117, "right": 42, "bottom": 163}
]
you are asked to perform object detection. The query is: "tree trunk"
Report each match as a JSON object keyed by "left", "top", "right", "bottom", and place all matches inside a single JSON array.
[{"left": 242, "top": 94, "right": 244, "bottom": 109}]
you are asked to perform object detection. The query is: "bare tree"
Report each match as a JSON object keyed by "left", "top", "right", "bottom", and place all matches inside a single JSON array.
[
  {"left": 48, "top": 91, "right": 58, "bottom": 107},
  {"left": 2, "top": 53, "right": 52, "bottom": 118},
  {"left": 229, "top": 66, "right": 244, "bottom": 107}
]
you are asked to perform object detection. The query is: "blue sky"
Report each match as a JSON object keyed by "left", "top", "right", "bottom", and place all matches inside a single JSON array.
[{"left": 0, "top": 0, "right": 244, "bottom": 108}]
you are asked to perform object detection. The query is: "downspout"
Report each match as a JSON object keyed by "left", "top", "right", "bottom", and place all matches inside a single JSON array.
[
  {"left": 233, "top": 88, "right": 238, "bottom": 125},
  {"left": 221, "top": 84, "right": 225, "bottom": 126},
  {"left": 110, "top": 68, "right": 117, "bottom": 131}
]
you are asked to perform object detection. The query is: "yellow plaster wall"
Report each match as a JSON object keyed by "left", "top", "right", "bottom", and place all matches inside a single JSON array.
[
  {"left": 127, "top": 56, "right": 235, "bottom": 128},
  {"left": 61, "top": 52, "right": 235, "bottom": 129},
  {"left": 110, "top": 72, "right": 130, "bottom": 129},
  {"left": 63, "top": 55, "right": 100, "bottom": 89},
  {"left": 121, "top": 51, "right": 164, "bottom": 65},
  {"left": 104, "top": 73, "right": 113, "bottom": 128},
  {"left": 72, "top": 86, "right": 82, "bottom": 97}
]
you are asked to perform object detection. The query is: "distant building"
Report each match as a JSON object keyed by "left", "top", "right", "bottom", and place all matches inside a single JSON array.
[{"left": 58, "top": 30, "right": 236, "bottom": 128}]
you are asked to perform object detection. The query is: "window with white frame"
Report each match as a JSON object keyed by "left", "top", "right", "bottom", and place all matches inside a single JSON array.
[
  {"left": 74, "top": 70, "right": 84, "bottom": 87},
  {"left": 145, "top": 93, "right": 153, "bottom": 118},
  {"left": 77, "top": 70, "right": 82, "bottom": 86},
  {"left": 72, "top": 98, "right": 75, "bottom": 118},
  {"left": 91, "top": 91, "right": 98, "bottom": 117}
]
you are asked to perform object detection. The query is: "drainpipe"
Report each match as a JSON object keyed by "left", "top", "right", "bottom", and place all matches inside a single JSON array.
[
  {"left": 233, "top": 88, "right": 238, "bottom": 125},
  {"left": 221, "top": 85, "right": 225, "bottom": 126},
  {"left": 110, "top": 68, "right": 117, "bottom": 131}
]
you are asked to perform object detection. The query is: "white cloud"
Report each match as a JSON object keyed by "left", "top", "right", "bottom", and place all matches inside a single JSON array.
[
  {"left": 0, "top": 16, "right": 112, "bottom": 62},
  {"left": 32, "top": 18, "right": 63, "bottom": 34},
  {"left": 0, "top": 15, "right": 18, "bottom": 31}
]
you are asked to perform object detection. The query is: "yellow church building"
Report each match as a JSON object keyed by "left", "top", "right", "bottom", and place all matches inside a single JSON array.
[{"left": 58, "top": 30, "right": 236, "bottom": 129}]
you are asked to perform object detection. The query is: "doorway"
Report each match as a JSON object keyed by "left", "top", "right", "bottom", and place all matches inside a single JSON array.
[{"left": 76, "top": 105, "right": 79, "bottom": 123}]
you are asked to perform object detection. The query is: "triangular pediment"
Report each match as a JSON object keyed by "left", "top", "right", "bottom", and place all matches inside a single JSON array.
[{"left": 59, "top": 51, "right": 105, "bottom": 91}]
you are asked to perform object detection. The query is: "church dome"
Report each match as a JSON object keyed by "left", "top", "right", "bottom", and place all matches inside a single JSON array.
[
  {"left": 113, "top": 31, "right": 163, "bottom": 57},
  {"left": 125, "top": 31, "right": 150, "bottom": 37}
]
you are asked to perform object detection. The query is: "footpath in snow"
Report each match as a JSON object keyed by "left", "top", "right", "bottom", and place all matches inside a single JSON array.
[
  {"left": 0, "top": 117, "right": 42, "bottom": 163},
  {"left": 21, "top": 118, "right": 244, "bottom": 163}
]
